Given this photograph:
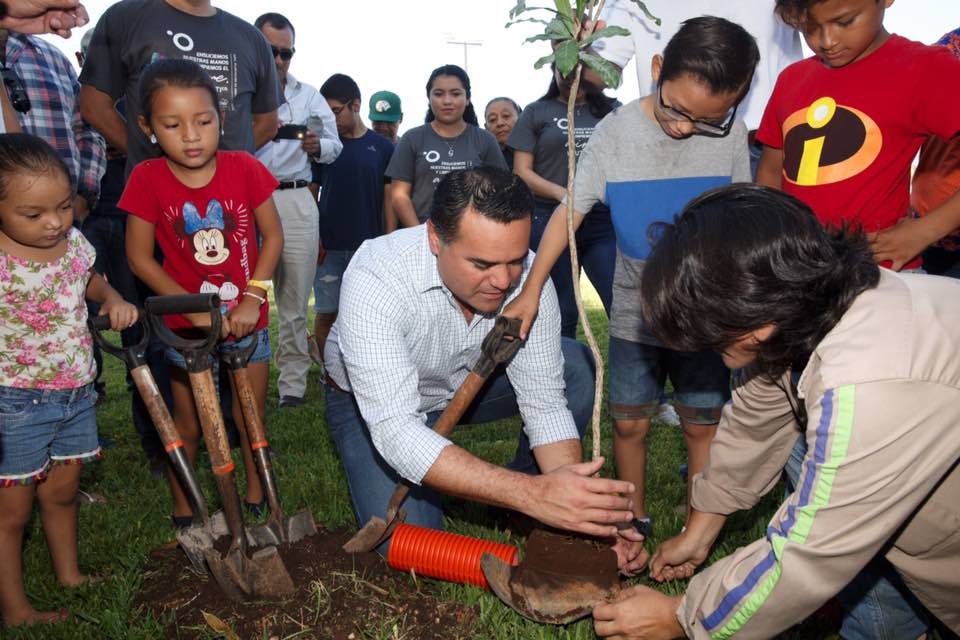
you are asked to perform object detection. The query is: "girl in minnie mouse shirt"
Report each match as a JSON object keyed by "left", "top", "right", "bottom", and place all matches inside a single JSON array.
[{"left": 120, "top": 59, "right": 282, "bottom": 527}]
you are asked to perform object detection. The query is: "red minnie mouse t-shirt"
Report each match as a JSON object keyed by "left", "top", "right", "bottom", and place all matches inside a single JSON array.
[{"left": 119, "top": 151, "right": 278, "bottom": 330}]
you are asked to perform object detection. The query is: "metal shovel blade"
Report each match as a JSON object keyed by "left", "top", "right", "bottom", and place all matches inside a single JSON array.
[
  {"left": 480, "top": 529, "right": 621, "bottom": 624},
  {"left": 246, "top": 508, "right": 319, "bottom": 548},
  {"left": 176, "top": 510, "right": 296, "bottom": 600},
  {"left": 342, "top": 513, "right": 397, "bottom": 554}
]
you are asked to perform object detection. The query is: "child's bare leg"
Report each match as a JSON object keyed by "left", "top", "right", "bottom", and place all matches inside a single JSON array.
[
  {"left": 613, "top": 417, "right": 652, "bottom": 518},
  {"left": 229, "top": 360, "right": 269, "bottom": 505},
  {"left": 37, "top": 463, "right": 86, "bottom": 587},
  {"left": 0, "top": 483, "right": 68, "bottom": 626},
  {"left": 168, "top": 368, "right": 202, "bottom": 519},
  {"left": 682, "top": 420, "right": 718, "bottom": 519}
]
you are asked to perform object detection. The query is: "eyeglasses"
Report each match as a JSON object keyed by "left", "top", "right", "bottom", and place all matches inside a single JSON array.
[
  {"left": 329, "top": 102, "right": 351, "bottom": 116},
  {"left": 656, "top": 83, "right": 737, "bottom": 137},
  {"left": 1, "top": 66, "right": 31, "bottom": 114},
  {"left": 271, "top": 46, "right": 295, "bottom": 61}
]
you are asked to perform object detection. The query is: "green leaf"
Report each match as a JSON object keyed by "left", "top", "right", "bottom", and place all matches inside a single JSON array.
[
  {"left": 508, "top": 0, "right": 527, "bottom": 19},
  {"left": 579, "top": 51, "right": 622, "bottom": 87},
  {"left": 546, "top": 16, "right": 573, "bottom": 38},
  {"left": 525, "top": 32, "right": 567, "bottom": 43},
  {"left": 534, "top": 51, "right": 556, "bottom": 69},
  {"left": 626, "top": 0, "right": 661, "bottom": 26},
  {"left": 575, "top": 0, "right": 586, "bottom": 18},
  {"left": 553, "top": 0, "right": 572, "bottom": 22},
  {"left": 554, "top": 38, "right": 580, "bottom": 77},
  {"left": 505, "top": 16, "right": 550, "bottom": 29},
  {"left": 579, "top": 25, "right": 631, "bottom": 48}
]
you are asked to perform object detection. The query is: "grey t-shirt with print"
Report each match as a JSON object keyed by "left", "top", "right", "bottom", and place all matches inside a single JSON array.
[
  {"left": 572, "top": 100, "right": 751, "bottom": 344},
  {"left": 386, "top": 123, "right": 507, "bottom": 221},
  {"left": 80, "top": 0, "right": 280, "bottom": 176},
  {"left": 507, "top": 98, "right": 619, "bottom": 210}
]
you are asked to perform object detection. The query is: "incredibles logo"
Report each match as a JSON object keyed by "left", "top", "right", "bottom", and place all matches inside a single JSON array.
[{"left": 781, "top": 97, "right": 882, "bottom": 186}]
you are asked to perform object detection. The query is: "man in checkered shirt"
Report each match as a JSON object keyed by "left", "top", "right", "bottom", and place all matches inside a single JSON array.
[{"left": 324, "top": 167, "right": 635, "bottom": 552}]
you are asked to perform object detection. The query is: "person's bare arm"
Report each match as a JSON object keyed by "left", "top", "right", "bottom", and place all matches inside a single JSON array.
[
  {"left": 383, "top": 183, "right": 396, "bottom": 233},
  {"left": 870, "top": 187, "right": 960, "bottom": 270},
  {"left": 79, "top": 84, "right": 127, "bottom": 154},
  {"left": 390, "top": 180, "right": 420, "bottom": 228},
  {"left": 513, "top": 150, "right": 567, "bottom": 202},
  {"left": 0, "top": 0, "right": 88, "bottom": 37},
  {"left": 756, "top": 145, "right": 784, "bottom": 189},
  {"left": 252, "top": 110, "right": 279, "bottom": 150},
  {"left": 422, "top": 445, "right": 634, "bottom": 537}
]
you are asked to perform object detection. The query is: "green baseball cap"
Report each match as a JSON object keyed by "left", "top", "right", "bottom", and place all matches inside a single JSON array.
[{"left": 368, "top": 90, "right": 402, "bottom": 123}]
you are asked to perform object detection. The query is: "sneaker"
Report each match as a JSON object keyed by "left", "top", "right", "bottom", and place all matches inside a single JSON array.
[
  {"left": 656, "top": 403, "right": 681, "bottom": 427},
  {"left": 278, "top": 395, "right": 306, "bottom": 408}
]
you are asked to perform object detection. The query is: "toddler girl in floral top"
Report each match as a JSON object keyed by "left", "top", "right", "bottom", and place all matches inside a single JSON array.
[{"left": 0, "top": 134, "right": 137, "bottom": 628}]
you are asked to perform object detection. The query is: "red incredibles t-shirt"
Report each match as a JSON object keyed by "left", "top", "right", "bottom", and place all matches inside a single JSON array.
[
  {"left": 119, "top": 151, "right": 278, "bottom": 330},
  {"left": 757, "top": 35, "right": 960, "bottom": 268}
]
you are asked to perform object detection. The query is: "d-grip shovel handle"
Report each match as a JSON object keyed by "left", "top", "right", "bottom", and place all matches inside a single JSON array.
[
  {"left": 88, "top": 313, "right": 150, "bottom": 368},
  {"left": 145, "top": 294, "right": 222, "bottom": 371}
]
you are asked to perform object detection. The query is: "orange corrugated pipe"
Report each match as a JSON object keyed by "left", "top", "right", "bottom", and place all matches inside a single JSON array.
[{"left": 387, "top": 523, "right": 519, "bottom": 589}]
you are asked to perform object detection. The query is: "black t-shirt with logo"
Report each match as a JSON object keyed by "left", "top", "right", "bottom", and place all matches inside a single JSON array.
[
  {"left": 80, "top": 0, "right": 279, "bottom": 176},
  {"left": 385, "top": 123, "right": 506, "bottom": 221}
]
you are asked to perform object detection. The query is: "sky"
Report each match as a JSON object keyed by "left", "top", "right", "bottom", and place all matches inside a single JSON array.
[{"left": 42, "top": 0, "right": 954, "bottom": 137}]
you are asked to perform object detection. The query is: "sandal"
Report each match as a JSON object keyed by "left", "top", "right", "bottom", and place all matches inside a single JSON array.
[{"left": 76, "top": 490, "right": 108, "bottom": 506}]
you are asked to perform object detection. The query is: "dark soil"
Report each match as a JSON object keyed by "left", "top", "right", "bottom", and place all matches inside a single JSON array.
[{"left": 135, "top": 527, "right": 477, "bottom": 639}]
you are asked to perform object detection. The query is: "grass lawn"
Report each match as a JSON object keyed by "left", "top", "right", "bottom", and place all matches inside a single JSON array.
[{"left": 10, "top": 280, "right": 838, "bottom": 639}]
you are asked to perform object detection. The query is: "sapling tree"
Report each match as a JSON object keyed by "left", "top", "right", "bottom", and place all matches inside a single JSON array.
[{"left": 507, "top": 0, "right": 658, "bottom": 461}]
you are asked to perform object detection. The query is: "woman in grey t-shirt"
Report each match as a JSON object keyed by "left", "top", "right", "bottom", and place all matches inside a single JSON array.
[
  {"left": 386, "top": 65, "right": 507, "bottom": 225},
  {"left": 509, "top": 66, "right": 618, "bottom": 337}
]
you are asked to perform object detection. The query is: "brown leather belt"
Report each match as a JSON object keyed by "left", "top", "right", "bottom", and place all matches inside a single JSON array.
[{"left": 325, "top": 373, "right": 347, "bottom": 393}]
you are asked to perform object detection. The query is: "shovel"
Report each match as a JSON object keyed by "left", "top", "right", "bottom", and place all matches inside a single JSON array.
[
  {"left": 343, "top": 315, "right": 524, "bottom": 554},
  {"left": 219, "top": 334, "right": 317, "bottom": 545},
  {"left": 480, "top": 528, "right": 620, "bottom": 624},
  {"left": 145, "top": 294, "right": 295, "bottom": 600},
  {"left": 87, "top": 313, "right": 210, "bottom": 573}
]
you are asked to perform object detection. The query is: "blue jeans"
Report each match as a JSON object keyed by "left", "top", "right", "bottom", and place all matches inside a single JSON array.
[
  {"left": 325, "top": 338, "right": 595, "bottom": 553},
  {"left": 0, "top": 384, "right": 100, "bottom": 484},
  {"left": 531, "top": 202, "right": 615, "bottom": 338},
  {"left": 313, "top": 250, "right": 354, "bottom": 314},
  {"left": 785, "top": 435, "right": 930, "bottom": 639}
]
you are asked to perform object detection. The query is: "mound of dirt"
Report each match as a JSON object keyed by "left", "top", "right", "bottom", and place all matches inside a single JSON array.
[{"left": 135, "top": 527, "right": 477, "bottom": 639}]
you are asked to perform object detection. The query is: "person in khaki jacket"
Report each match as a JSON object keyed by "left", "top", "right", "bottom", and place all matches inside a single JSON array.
[{"left": 594, "top": 184, "right": 960, "bottom": 639}]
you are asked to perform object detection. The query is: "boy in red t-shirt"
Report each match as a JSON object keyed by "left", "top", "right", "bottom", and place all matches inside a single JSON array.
[{"left": 756, "top": 0, "right": 960, "bottom": 270}]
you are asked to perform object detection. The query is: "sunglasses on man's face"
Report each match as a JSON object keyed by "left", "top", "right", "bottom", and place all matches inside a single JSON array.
[
  {"left": 271, "top": 46, "right": 295, "bottom": 62},
  {"left": 1, "top": 66, "right": 31, "bottom": 114}
]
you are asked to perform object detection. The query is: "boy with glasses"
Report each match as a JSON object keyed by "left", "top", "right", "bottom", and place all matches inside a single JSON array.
[{"left": 505, "top": 16, "right": 758, "bottom": 570}]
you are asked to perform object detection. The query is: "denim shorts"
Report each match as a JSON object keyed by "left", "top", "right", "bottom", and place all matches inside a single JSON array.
[
  {"left": 313, "top": 250, "right": 354, "bottom": 314},
  {"left": 0, "top": 383, "right": 100, "bottom": 486},
  {"left": 164, "top": 328, "right": 272, "bottom": 370},
  {"left": 608, "top": 336, "right": 730, "bottom": 424}
]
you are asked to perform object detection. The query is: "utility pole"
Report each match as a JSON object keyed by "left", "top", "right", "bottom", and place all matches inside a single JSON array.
[{"left": 446, "top": 39, "right": 482, "bottom": 72}]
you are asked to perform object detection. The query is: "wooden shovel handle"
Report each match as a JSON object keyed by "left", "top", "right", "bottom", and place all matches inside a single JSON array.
[
  {"left": 188, "top": 369, "right": 235, "bottom": 476},
  {"left": 130, "top": 365, "right": 183, "bottom": 452}
]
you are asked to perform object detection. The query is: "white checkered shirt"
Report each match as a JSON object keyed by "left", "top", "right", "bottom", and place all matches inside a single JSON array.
[{"left": 325, "top": 225, "right": 580, "bottom": 484}]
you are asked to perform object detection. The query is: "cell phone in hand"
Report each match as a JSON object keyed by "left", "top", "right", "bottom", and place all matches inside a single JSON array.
[{"left": 275, "top": 124, "right": 308, "bottom": 140}]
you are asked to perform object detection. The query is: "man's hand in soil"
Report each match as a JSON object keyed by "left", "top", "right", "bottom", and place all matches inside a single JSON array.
[
  {"left": 526, "top": 456, "right": 635, "bottom": 538},
  {"left": 593, "top": 585, "right": 685, "bottom": 639},
  {"left": 0, "top": 0, "right": 89, "bottom": 37},
  {"left": 612, "top": 527, "right": 649, "bottom": 577}
]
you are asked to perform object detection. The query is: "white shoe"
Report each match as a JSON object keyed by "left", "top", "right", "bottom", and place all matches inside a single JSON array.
[{"left": 656, "top": 403, "right": 681, "bottom": 427}]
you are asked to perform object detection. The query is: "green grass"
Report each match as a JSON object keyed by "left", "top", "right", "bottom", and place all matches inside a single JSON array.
[{"left": 9, "top": 282, "right": 834, "bottom": 639}]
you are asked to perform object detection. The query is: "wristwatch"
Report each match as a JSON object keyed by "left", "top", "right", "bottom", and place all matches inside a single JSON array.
[{"left": 629, "top": 516, "right": 653, "bottom": 539}]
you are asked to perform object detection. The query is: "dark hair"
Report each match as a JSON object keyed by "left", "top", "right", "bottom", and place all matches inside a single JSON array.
[
  {"left": 139, "top": 58, "right": 219, "bottom": 123},
  {"left": 0, "top": 133, "right": 71, "bottom": 201},
  {"left": 539, "top": 64, "right": 617, "bottom": 119},
  {"left": 424, "top": 64, "right": 479, "bottom": 126},
  {"left": 484, "top": 97, "right": 522, "bottom": 118},
  {"left": 254, "top": 12, "right": 295, "bottom": 39},
  {"left": 320, "top": 73, "right": 361, "bottom": 104},
  {"left": 430, "top": 166, "right": 533, "bottom": 244},
  {"left": 773, "top": 0, "right": 829, "bottom": 29},
  {"left": 640, "top": 184, "right": 880, "bottom": 378},
  {"left": 660, "top": 16, "right": 760, "bottom": 95}
]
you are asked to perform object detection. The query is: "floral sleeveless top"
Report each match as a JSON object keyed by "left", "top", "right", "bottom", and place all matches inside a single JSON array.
[{"left": 0, "top": 228, "right": 96, "bottom": 389}]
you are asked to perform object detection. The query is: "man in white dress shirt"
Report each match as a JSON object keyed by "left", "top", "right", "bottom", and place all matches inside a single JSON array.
[
  {"left": 324, "top": 167, "right": 636, "bottom": 553},
  {"left": 255, "top": 12, "right": 341, "bottom": 407}
]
